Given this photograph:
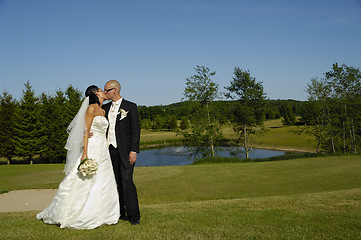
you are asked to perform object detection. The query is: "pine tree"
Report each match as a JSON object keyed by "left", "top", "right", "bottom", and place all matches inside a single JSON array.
[
  {"left": 13, "top": 81, "right": 41, "bottom": 164},
  {"left": 53, "top": 90, "right": 69, "bottom": 162},
  {"left": 37, "top": 93, "right": 53, "bottom": 161},
  {"left": 35, "top": 88, "right": 78, "bottom": 163},
  {"left": 64, "top": 85, "right": 83, "bottom": 128},
  {"left": 0, "top": 91, "right": 17, "bottom": 164},
  {"left": 38, "top": 90, "right": 69, "bottom": 162}
]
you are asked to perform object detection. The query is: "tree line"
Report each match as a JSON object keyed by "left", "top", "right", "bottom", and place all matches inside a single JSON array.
[
  {"left": 0, "top": 81, "right": 83, "bottom": 164},
  {"left": 300, "top": 63, "right": 361, "bottom": 154},
  {"left": 138, "top": 99, "right": 303, "bottom": 130},
  {"left": 175, "top": 63, "right": 361, "bottom": 159},
  {"left": 1, "top": 62, "right": 359, "bottom": 163}
]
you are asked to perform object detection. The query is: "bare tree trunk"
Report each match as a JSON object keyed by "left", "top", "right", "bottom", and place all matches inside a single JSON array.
[
  {"left": 331, "top": 135, "right": 336, "bottom": 153},
  {"left": 352, "top": 125, "right": 357, "bottom": 154},
  {"left": 342, "top": 121, "right": 346, "bottom": 154},
  {"left": 316, "top": 139, "right": 320, "bottom": 154},
  {"left": 206, "top": 102, "right": 215, "bottom": 157},
  {"left": 244, "top": 125, "right": 249, "bottom": 158},
  {"left": 350, "top": 118, "right": 357, "bottom": 154}
]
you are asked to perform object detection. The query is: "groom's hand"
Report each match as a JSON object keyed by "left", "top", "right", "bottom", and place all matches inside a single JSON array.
[{"left": 129, "top": 152, "right": 137, "bottom": 165}]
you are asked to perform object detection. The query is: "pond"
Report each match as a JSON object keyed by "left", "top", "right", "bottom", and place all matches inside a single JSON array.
[{"left": 136, "top": 146, "right": 286, "bottom": 167}]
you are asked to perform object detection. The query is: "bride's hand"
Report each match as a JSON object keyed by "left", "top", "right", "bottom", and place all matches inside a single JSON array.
[{"left": 81, "top": 154, "right": 88, "bottom": 161}]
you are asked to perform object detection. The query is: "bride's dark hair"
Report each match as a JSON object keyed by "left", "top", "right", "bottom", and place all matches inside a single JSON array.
[{"left": 85, "top": 85, "right": 100, "bottom": 105}]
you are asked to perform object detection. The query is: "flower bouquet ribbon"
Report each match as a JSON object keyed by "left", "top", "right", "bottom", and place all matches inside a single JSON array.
[{"left": 77, "top": 158, "right": 98, "bottom": 177}]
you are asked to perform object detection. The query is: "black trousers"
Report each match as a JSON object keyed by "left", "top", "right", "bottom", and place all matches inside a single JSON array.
[{"left": 109, "top": 145, "right": 140, "bottom": 221}]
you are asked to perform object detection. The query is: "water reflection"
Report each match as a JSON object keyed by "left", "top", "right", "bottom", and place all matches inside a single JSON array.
[
  {"left": 158, "top": 146, "right": 192, "bottom": 155},
  {"left": 136, "top": 146, "right": 285, "bottom": 167}
]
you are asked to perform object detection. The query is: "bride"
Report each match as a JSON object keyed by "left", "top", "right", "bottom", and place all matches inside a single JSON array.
[{"left": 37, "top": 85, "right": 120, "bottom": 229}]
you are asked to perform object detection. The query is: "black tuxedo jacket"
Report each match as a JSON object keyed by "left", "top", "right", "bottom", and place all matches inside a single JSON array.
[{"left": 103, "top": 99, "right": 140, "bottom": 168}]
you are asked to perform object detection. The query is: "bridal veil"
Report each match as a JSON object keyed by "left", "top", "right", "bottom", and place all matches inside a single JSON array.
[{"left": 64, "top": 97, "right": 89, "bottom": 175}]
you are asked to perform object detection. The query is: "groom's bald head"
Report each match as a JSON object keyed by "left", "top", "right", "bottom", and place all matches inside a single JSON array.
[
  {"left": 104, "top": 80, "right": 121, "bottom": 101},
  {"left": 105, "top": 80, "right": 121, "bottom": 93}
]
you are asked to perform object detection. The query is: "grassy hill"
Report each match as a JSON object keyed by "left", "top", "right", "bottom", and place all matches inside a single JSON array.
[{"left": 140, "top": 118, "right": 317, "bottom": 152}]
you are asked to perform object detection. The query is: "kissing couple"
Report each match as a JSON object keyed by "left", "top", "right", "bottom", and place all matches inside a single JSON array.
[{"left": 37, "top": 80, "right": 141, "bottom": 229}]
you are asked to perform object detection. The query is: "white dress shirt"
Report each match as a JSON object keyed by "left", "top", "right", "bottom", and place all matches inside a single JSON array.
[{"left": 108, "top": 98, "right": 123, "bottom": 148}]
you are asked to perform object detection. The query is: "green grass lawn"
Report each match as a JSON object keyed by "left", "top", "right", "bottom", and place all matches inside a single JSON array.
[
  {"left": 222, "top": 119, "right": 317, "bottom": 152},
  {"left": 257, "top": 119, "right": 316, "bottom": 152},
  {"left": 140, "top": 129, "right": 182, "bottom": 145},
  {"left": 1, "top": 155, "right": 361, "bottom": 239},
  {"left": 0, "top": 164, "right": 64, "bottom": 193}
]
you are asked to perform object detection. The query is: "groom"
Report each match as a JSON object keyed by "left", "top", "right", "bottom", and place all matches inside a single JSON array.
[{"left": 103, "top": 80, "right": 141, "bottom": 225}]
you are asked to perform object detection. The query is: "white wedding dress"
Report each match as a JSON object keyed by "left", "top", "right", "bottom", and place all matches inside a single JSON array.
[{"left": 37, "top": 116, "right": 120, "bottom": 229}]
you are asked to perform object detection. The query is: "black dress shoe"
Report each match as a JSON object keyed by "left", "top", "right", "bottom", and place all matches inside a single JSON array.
[
  {"left": 130, "top": 219, "right": 140, "bottom": 225},
  {"left": 119, "top": 216, "right": 129, "bottom": 221}
]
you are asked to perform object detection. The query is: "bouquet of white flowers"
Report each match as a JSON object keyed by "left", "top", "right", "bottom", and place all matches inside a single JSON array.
[{"left": 77, "top": 158, "right": 98, "bottom": 177}]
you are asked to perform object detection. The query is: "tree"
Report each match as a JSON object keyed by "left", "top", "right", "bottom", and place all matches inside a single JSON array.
[
  {"left": 37, "top": 93, "right": 54, "bottom": 161},
  {"left": 52, "top": 90, "right": 69, "bottom": 162},
  {"left": 225, "top": 67, "right": 266, "bottom": 158},
  {"left": 178, "top": 65, "right": 223, "bottom": 159},
  {"left": 38, "top": 90, "right": 68, "bottom": 162},
  {"left": 152, "top": 114, "right": 164, "bottom": 130},
  {"left": 303, "top": 63, "right": 361, "bottom": 154},
  {"left": 179, "top": 116, "right": 189, "bottom": 130},
  {"left": 64, "top": 85, "right": 83, "bottom": 129},
  {"left": 325, "top": 63, "right": 361, "bottom": 153},
  {"left": 265, "top": 104, "right": 280, "bottom": 119},
  {"left": 0, "top": 91, "right": 17, "bottom": 164},
  {"left": 13, "top": 81, "right": 42, "bottom": 164},
  {"left": 139, "top": 106, "right": 164, "bottom": 121},
  {"left": 140, "top": 118, "right": 152, "bottom": 130},
  {"left": 303, "top": 77, "right": 334, "bottom": 153},
  {"left": 164, "top": 115, "right": 178, "bottom": 130},
  {"left": 282, "top": 105, "right": 297, "bottom": 125}
]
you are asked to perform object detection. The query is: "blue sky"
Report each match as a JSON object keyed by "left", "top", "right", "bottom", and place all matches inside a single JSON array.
[{"left": 1, "top": 0, "right": 360, "bottom": 106}]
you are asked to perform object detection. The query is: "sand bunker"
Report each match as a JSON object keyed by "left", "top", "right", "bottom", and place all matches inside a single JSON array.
[{"left": 0, "top": 189, "right": 57, "bottom": 213}]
